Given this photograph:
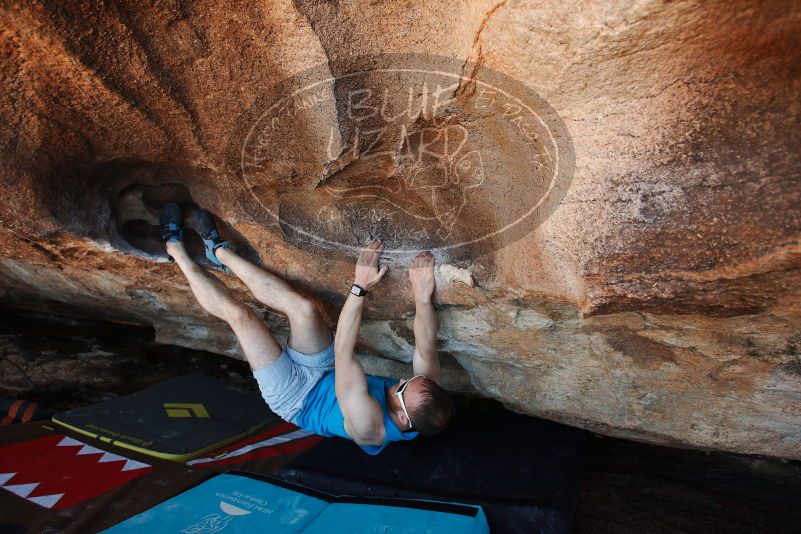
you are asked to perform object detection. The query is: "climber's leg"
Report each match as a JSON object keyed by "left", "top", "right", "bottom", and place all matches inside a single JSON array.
[
  {"left": 166, "top": 241, "right": 282, "bottom": 371},
  {"left": 215, "top": 247, "right": 333, "bottom": 355}
]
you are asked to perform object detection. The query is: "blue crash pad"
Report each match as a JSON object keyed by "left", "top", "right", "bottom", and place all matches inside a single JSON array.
[{"left": 103, "top": 472, "right": 489, "bottom": 533}]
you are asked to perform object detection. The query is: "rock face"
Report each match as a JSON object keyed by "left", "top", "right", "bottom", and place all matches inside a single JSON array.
[{"left": 1, "top": 1, "right": 800, "bottom": 458}]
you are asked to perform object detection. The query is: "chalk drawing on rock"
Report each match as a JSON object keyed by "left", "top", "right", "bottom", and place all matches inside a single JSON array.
[{"left": 237, "top": 54, "right": 575, "bottom": 261}]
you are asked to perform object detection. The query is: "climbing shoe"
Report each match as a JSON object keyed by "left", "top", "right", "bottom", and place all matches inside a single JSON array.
[
  {"left": 196, "top": 209, "right": 231, "bottom": 269},
  {"left": 160, "top": 202, "right": 184, "bottom": 244}
]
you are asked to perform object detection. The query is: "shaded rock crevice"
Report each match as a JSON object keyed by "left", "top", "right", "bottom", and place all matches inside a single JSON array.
[{"left": 455, "top": 0, "right": 508, "bottom": 98}]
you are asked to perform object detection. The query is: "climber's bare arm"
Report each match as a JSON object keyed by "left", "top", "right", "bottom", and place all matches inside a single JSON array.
[
  {"left": 335, "top": 294, "right": 383, "bottom": 444},
  {"left": 409, "top": 252, "right": 442, "bottom": 385},
  {"left": 334, "top": 240, "right": 389, "bottom": 444}
]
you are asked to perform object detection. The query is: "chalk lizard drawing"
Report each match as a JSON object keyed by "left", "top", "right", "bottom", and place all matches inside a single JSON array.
[{"left": 322, "top": 124, "right": 485, "bottom": 240}]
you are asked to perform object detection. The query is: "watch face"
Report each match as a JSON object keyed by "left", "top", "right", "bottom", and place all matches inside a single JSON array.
[{"left": 351, "top": 284, "right": 366, "bottom": 296}]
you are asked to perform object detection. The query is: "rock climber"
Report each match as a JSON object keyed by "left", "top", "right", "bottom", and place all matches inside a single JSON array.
[{"left": 159, "top": 202, "right": 454, "bottom": 454}]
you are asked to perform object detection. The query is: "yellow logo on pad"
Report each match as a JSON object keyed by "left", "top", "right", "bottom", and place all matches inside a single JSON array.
[{"left": 163, "top": 403, "right": 210, "bottom": 418}]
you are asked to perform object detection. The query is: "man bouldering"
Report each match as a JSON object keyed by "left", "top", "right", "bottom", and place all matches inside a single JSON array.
[{"left": 160, "top": 202, "right": 454, "bottom": 454}]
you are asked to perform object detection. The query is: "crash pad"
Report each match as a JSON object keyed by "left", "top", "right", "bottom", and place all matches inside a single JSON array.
[
  {"left": 186, "top": 421, "right": 322, "bottom": 468},
  {"left": 279, "top": 397, "right": 586, "bottom": 533},
  {"left": 103, "top": 471, "right": 490, "bottom": 533},
  {"left": 0, "top": 397, "right": 52, "bottom": 425},
  {"left": 0, "top": 433, "right": 151, "bottom": 509},
  {"left": 52, "top": 375, "right": 275, "bottom": 462}
]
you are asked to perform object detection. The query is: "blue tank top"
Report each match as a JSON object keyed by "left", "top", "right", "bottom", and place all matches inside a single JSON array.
[{"left": 292, "top": 371, "right": 419, "bottom": 455}]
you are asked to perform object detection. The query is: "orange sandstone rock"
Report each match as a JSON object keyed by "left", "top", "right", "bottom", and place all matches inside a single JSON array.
[{"left": 0, "top": 0, "right": 799, "bottom": 458}]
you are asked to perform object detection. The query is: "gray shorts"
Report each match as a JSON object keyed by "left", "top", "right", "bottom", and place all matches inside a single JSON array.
[{"left": 252, "top": 341, "right": 334, "bottom": 423}]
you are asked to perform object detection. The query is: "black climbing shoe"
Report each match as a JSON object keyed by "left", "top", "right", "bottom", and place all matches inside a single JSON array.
[
  {"left": 197, "top": 210, "right": 231, "bottom": 269},
  {"left": 160, "top": 202, "right": 183, "bottom": 244}
]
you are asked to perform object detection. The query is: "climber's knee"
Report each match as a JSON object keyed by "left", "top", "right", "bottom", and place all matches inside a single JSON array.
[
  {"left": 288, "top": 296, "right": 319, "bottom": 324},
  {"left": 224, "top": 301, "right": 258, "bottom": 327}
]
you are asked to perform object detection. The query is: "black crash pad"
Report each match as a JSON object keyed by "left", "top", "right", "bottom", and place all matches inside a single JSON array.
[
  {"left": 278, "top": 397, "right": 586, "bottom": 534},
  {"left": 52, "top": 374, "right": 274, "bottom": 462}
]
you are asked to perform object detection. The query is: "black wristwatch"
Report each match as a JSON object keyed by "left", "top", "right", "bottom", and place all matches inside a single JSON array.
[{"left": 350, "top": 283, "right": 368, "bottom": 297}]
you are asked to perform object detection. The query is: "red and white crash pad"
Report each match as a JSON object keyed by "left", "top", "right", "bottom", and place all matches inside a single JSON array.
[
  {"left": 0, "top": 434, "right": 151, "bottom": 509},
  {"left": 186, "top": 421, "right": 321, "bottom": 468}
]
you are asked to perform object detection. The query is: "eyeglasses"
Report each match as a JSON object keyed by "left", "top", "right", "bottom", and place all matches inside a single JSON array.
[{"left": 395, "top": 375, "right": 425, "bottom": 430}]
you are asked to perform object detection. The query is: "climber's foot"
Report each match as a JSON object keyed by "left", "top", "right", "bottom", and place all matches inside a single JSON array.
[
  {"left": 160, "top": 202, "right": 184, "bottom": 261},
  {"left": 197, "top": 209, "right": 231, "bottom": 270}
]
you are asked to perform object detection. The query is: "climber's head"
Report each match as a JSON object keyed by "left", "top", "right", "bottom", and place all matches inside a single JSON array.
[{"left": 388, "top": 375, "right": 455, "bottom": 435}]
